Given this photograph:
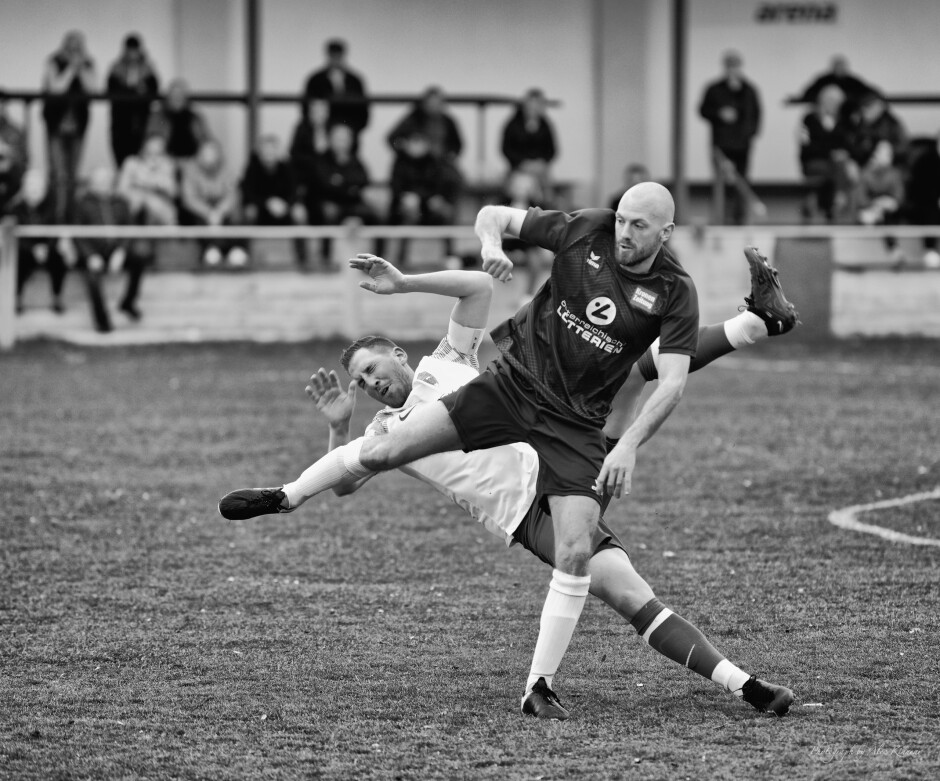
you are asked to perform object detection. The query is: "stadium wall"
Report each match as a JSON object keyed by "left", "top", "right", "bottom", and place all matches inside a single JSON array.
[{"left": 3, "top": 1, "right": 940, "bottom": 202}]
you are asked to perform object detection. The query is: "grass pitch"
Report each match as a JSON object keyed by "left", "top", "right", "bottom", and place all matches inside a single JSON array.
[{"left": 1, "top": 336, "right": 939, "bottom": 780}]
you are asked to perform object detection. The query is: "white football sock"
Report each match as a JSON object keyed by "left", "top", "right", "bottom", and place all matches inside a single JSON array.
[
  {"left": 723, "top": 311, "right": 767, "bottom": 349},
  {"left": 711, "top": 658, "right": 751, "bottom": 696},
  {"left": 526, "top": 569, "right": 591, "bottom": 693},
  {"left": 282, "top": 438, "right": 371, "bottom": 509}
]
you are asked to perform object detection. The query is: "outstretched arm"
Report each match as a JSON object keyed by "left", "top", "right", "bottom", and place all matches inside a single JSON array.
[
  {"left": 305, "top": 368, "right": 375, "bottom": 496},
  {"left": 596, "top": 353, "right": 690, "bottom": 499},
  {"left": 475, "top": 205, "right": 528, "bottom": 282},
  {"left": 350, "top": 253, "right": 493, "bottom": 330}
]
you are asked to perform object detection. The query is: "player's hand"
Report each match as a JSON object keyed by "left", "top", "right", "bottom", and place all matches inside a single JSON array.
[
  {"left": 481, "top": 246, "right": 514, "bottom": 282},
  {"left": 305, "top": 368, "right": 357, "bottom": 427},
  {"left": 349, "top": 253, "right": 406, "bottom": 295},
  {"left": 594, "top": 441, "right": 637, "bottom": 499}
]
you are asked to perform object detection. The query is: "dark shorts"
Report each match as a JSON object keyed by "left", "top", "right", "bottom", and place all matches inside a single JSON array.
[
  {"left": 440, "top": 361, "right": 607, "bottom": 504},
  {"left": 511, "top": 497, "right": 628, "bottom": 568}
]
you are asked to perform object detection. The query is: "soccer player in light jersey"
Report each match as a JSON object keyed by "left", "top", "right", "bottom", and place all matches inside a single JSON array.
[{"left": 221, "top": 247, "right": 798, "bottom": 719}]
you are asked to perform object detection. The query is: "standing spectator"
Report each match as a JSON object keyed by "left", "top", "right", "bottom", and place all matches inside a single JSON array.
[
  {"left": 12, "top": 169, "right": 68, "bottom": 314},
  {"left": 303, "top": 39, "right": 369, "bottom": 151},
  {"left": 698, "top": 50, "right": 761, "bottom": 224},
  {"left": 0, "top": 90, "right": 29, "bottom": 180},
  {"left": 106, "top": 34, "right": 160, "bottom": 167},
  {"left": 42, "top": 31, "right": 97, "bottom": 222},
  {"left": 500, "top": 88, "right": 557, "bottom": 208},
  {"left": 797, "top": 54, "right": 878, "bottom": 123},
  {"left": 387, "top": 130, "right": 460, "bottom": 265},
  {"left": 74, "top": 166, "right": 149, "bottom": 331},
  {"left": 904, "top": 132, "right": 940, "bottom": 269},
  {"left": 289, "top": 97, "right": 332, "bottom": 231},
  {"left": 241, "top": 133, "right": 307, "bottom": 266},
  {"left": 0, "top": 137, "right": 25, "bottom": 218},
  {"left": 180, "top": 139, "right": 244, "bottom": 267},
  {"left": 608, "top": 163, "right": 651, "bottom": 210},
  {"left": 145, "top": 78, "right": 210, "bottom": 170},
  {"left": 798, "top": 84, "right": 855, "bottom": 223}
]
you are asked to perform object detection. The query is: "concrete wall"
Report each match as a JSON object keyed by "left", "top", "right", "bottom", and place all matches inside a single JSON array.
[{"left": 3, "top": 0, "right": 940, "bottom": 203}]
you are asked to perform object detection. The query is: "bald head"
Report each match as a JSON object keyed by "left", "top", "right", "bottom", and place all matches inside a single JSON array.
[
  {"left": 619, "top": 181, "right": 676, "bottom": 225},
  {"left": 614, "top": 181, "right": 676, "bottom": 270}
]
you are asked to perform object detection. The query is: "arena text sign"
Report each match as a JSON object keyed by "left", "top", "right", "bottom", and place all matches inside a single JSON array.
[{"left": 754, "top": 3, "right": 838, "bottom": 23}]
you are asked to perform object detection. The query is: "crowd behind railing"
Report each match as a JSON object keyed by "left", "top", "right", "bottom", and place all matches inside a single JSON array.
[{"left": 3, "top": 31, "right": 940, "bottom": 334}]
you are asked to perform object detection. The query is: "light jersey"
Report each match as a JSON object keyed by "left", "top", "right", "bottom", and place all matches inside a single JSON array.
[{"left": 364, "top": 320, "right": 539, "bottom": 545}]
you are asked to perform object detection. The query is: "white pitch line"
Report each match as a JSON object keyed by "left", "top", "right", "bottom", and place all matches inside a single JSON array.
[{"left": 828, "top": 488, "right": 940, "bottom": 547}]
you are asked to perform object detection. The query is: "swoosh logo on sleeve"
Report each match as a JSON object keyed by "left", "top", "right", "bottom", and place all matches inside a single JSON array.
[{"left": 398, "top": 406, "right": 416, "bottom": 422}]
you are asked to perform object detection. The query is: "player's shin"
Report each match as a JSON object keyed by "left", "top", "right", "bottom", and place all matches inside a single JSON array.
[
  {"left": 282, "top": 438, "right": 371, "bottom": 508},
  {"left": 630, "top": 597, "right": 750, "bottom": 695},
  {"left": 526, "top": 569, "right": 591, "bottom": 693}
]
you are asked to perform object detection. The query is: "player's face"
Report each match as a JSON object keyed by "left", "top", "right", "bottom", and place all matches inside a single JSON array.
[
  {"left": 346, "top": 346, "right": 412, "bottom": 407},
  {"left": 614, "top": 199, "right": 671, "bottom": 270}
]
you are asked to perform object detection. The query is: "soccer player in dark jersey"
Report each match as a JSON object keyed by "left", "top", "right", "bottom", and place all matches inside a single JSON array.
[{"left": 222, "top": 183, "right": 719, "bottom": 718}]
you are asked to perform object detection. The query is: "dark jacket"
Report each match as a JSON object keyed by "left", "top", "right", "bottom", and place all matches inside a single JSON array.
[
  {"left": 315, "top": 152, "right": 369, "bottom": 206},
  {"left": 501, "top": 110, "right": 556, "bottom": 170},
  {"left": 304, "top": 66, "right": 369, "bottom": 135},
  {"left": 240, "top": 155, "right": 298, "bottom": 211},
  {"left": 42, "top": 54, "right": 94, "bottom": 136},
  {"left": 74, "top": 192, "right": 133, "bottom": 261},
  {"left": 388, "top": 109, "right": 463, "bottom": 161},
  {"left": 699, "top": 78, "right": 761, "bottom": 153}
]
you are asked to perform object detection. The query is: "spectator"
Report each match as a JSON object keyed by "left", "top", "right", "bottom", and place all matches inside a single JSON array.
[
  {"left": 313, "top": 123, "right": 383, "bottom": 265},
  {"left": 117, "top": 133, "right": 177, "bottom": 227},
  {"left": 856, "top": 140, "right": 904, "bottom": 226},
  {"left": 608, "top": 163, "right": 651, "bottom": 210},
  {"left": 42, "top": 31, "right": 97, "bottom": 222},
  {"left": 388, "top": 86, "right": 463, "bottom": 172},
  {"left": 74, "top": 166, "right": 149, "bottom": 330},
  {"left": 12, "top": 169, "right": 68, "bottom": 314},
  {"left": 849, "top": 91, "right": 908, "bottom": 169},
  {"left": 303, "top": 39, "right": 369, "bottom": 151},
  {"left": 289, "top": 97, "right": 332, "bottom": 229},
  {"left": 798, "top": 84, "right": 855, "bottom": 223},
  {"left": 145, "top": 78, "right": 210, "bottom": 170},
  {"left": 241, "top": 133, "right": 307, "bottom": 266},
  {"left": 0, "top": 137, "right": 25, "bottom": 218},
  {"left": 698, "top": 50, "right": 762, "bottom": 224},
  {"left": 388, "top": 130, "right": 460, "bottom": 265},
  {"left": 797, "top": 55, "right": 878, "bottom": 124},
  {"left": 500, "top": 88, "right": 557, "bottom": 208},
  {"left": 180, "top": 139, "right": 244, "bottom": 268},
  {"left": 904, "top": 132, "right": 940, "bottom": 269},
  {"left": 0, "top": 90, "right": 29, "bottom": 179},
  {"left": 107, "top": 34, "right": 160, "bottom": 167}
]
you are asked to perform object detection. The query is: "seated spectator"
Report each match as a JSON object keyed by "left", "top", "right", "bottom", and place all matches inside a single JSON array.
[
  {"left": 608, "top": 163, "right": 651, "bottom": 210},
  {"left": 849, "top": 92, "right": 908, "bottom": 170},
  {"left": 388, "top": 85, "right": 464, "bottom": 195},
  {"left": 180, "top": 139, "right": 245, "bottom": 267},
  {"left": 74, "top": 167, "right": 150, "bottom": 330},
  {"left": 798, "top": 84, "right": 856, "bottom": 223},
  {"left": 12, "top": 169, "right": 68, "bottom": 314},
  {"left": 797, "top": 54, "right": 878, "bottom": 124},
  {"left": 241, "top": 133, "right": 307, "bottom": 266},
  {"left": 314, "top": 123, "right": 383, "bottom": 264},
  {"left": 117, "top": 132, "right": 177, "bottom": 227},
  {"left": 0, "top": 135, "right": 24, "bottom": 217},
  {"left": 500, "top": 88, "right": 557, "bottom": 208},
  {"left": 388, "top": 130, "right": 461, "bottom": 265},
  {"left": 107, "top": 34, "right": 160, "bottom": 167},
  {"left": 856, "top": 140, "right": 904, "bottom": 226},
  {"left": 146, "top": 78, "right": 210, "bottom": 171},
  {"left": 904, "top": 132, "right": 940, "bottom": 269},
  {"left": 289, "top": 97, "right": 332, "bottom": 228},
  {"left": 0, "top": 89, "right": 29, "bottom": 187}
]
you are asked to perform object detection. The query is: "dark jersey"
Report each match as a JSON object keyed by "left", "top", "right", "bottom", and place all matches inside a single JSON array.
[{"left": 490, "top": 207, "right": 699, "bottom": 425}]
